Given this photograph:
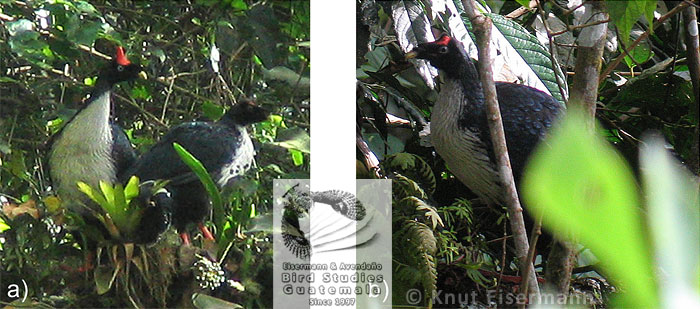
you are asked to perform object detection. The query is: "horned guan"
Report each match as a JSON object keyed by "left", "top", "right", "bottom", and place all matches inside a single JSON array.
[
  {"left": 406, "top": 35, "right": 563, "bottom": 249},
  {"left": 49, "top": 47, "right": 144, "bottom": 214},
  {"left": 121, "top": 100, "right": 268, "bottom": 244}
]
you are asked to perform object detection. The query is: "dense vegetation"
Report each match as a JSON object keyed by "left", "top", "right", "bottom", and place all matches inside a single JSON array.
[
  {"left": 1, "top": 0, "right": 309, "bottom": 307},
  {"left": 357, "top": 0, "right": 698, "bottom": 307}
]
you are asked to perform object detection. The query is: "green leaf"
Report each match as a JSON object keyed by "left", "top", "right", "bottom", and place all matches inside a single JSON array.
[
  {"left": 273, "top": 127, "right": 310, "bottom": 153},
  {"left": 130, "top": 85, "right": 151, "bottom": 100},
  {"left": 191, "top": 293, "right": 243, "bottom": 309},
  {"left": 202, "top": 100, "right": 225, "bottom": 120},
  {"left": 607, "top": 0, "right": 658, "bottom": 45},
  {"left": 0, "top": 77, "right": 20, "bottom": 84},
  {"left": 230, "top": 0, "right": 248, "bottom": 10},
  {"left": 113, "top": 184, "right": 126, "bottom": 214},
  {"left": 74, "top": 0, "right": 99, "bottom": 16},
  {"left": 622, "top": 41, "right": 654, "bottom": 70},
  {"left": 289, "top": 149, "right": 304, "bottom": 166},
  {"left": 173, "top": 143, "right": 224, "bottom": 238},
  {"left": 0, "top": 217, "right": 10, "bottom": 232},
  {"left": 522, "top": 109, "right": 657, "bottom": 307},
  {"left": 7, "top": 19, "right": 52, "bottom": 69},
  {"left": 77, "top": 181, "right": 110, "bottom": 211},
  {"left": 124, "top": 176, "right": 140, "bottom": 201},
  {"left": 99, "top": 181, "right": 116, "bottom": 209},
  {"left": 485, "top": 13, "right": 567, "bottom": 106},
  {"left": 641, "top": 135, "right": 700, "bottom": 307},
  {"left": 514, "top": 0, "right": 530, "bottom": 7},
  {"left": 84, "top": 76, "right": 96, "bottom": 86},
  {"left": 72, "top": 20, "right": 102, "bottom": 46}
]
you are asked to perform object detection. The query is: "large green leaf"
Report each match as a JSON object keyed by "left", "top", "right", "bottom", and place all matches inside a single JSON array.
[
  {"left": 485, "top": 13, "right": 567, "bottom": 105},
  {"left": 522, "top": 109, "right": 657, "bottom": 307},
  {"left": 173, "top": 142, "right": 224, "bottom": 238},
  {"left": 447, "top": 1, "right": 567, "bottom": 105}
]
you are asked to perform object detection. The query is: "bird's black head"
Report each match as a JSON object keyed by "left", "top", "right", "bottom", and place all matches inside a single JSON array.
[
  {"left": 130, "top": 180, "right": 173, "bottom": 244},
  {"left": 137, "top": 180, "right": 173, "bottom": 210},
  {"left": 406, "top": 34, "right": 468, "bottom": 78},
  {"left": 224, "top": 100, "right": 270, "bottom": 126},
  {"left": 96, "top": 47, "right": 145, "bottom": 89}
]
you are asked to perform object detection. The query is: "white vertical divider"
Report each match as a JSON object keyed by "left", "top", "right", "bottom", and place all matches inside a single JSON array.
[
  {"left": 310, "top": 0, "right": 355, "bottom": 185},
  {"left": 310, "top": 1, "right": 356, "bottom": 308}
]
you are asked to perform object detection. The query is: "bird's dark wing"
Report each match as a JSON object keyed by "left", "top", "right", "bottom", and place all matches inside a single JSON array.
[
  {"left": 493, "top": 82, "right": 563, "bottom": 180},
  {"left": 122, "top": 122, "right": 245, "bottom": 185}
]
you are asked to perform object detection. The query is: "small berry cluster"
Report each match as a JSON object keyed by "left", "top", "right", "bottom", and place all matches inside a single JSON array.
[{"left": 194, "top": 255, "right": 225, "bottom": 290}]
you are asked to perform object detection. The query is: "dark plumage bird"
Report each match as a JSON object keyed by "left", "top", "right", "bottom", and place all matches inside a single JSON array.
[
  {"left": 49, "top": 47, "right": 143, "bottom": 214},
  {"left": 130, "top": 180, "right": 174, "bottom": 244},
  {"left": 406, "top": 35, "right": 563, "bottom": 248},
  {"left": 121, "top": 100, "right": 269, "bottom": 244}
]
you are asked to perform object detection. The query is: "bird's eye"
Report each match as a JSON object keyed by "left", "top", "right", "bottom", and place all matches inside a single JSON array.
[
  {"left": 438, "top": 46, "right": 449, "bottom": 54},
  {"left": 117, "top": 65, "right": 125, "bottom": 72}
]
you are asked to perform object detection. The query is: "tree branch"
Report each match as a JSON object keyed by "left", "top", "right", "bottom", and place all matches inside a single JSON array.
[
  {"left": 682, "top": 5, "right": 700, "bottom": 174},
  {"left": 461, "top": 0, "right": 540, "bottom": 301}
]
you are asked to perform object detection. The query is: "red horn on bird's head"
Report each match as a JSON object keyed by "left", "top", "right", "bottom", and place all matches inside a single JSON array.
[
  {"left": 115, "top": 46, "right": 131, "bottom": 66},
  {"left": 435, "top": 34, "right": 451, "bottom": 46}
]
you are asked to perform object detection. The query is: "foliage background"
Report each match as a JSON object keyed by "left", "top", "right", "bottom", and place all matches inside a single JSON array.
[{"left": 0, "top": 0, "right": 309, "bottom": 307}]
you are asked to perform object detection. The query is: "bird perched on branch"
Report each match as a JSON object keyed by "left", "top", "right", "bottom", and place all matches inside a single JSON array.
[
  {"left": 121, "top": 100, "right": 268, "bottom": 244},
  {"left": 49, "top": 46, "right": 145, "bottom": 214},
  {"left": 406, "top": 34, "right": 563, "bottom": 247}
]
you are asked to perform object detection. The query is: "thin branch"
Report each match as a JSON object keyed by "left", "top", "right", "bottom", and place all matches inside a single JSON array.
[
  {"left": 548, "top": 18, "right": 611, "bottom": 37},
  {"left": 113, "top": 93, "right": 167, "bottom": 128},
  {"left": 682, "top": 5, "right": 700, "bottom": 173},
  {"left": 160, "top": 73, "right": 176, "bottom": 122},
  {"left": 461, "top": 0, "right": 540, "bottom": 301},
  {"left": 520, "top": 212, "right": 543, "bottom": 301},
  {"left": 537, "top": 0, "right": 569, "bottom": 103}
]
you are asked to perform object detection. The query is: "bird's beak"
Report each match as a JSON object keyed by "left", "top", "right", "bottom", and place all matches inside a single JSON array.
[
  {"left": 405, "top": 50, "right": 419, "bottom": 60},
  {"left": 138, "top": 71, "right": 148, "bottom": 80}
]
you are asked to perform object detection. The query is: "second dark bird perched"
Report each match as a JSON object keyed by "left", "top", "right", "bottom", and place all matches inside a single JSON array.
[
  {"left": 406, "top": 34, "right": 563, "bottom": 250},
  {"left": 122, "top": 100, "right": 269, "bottom": 244}
]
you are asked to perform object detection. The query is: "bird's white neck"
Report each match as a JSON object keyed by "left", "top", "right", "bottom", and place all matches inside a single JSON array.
[{"left": 49, "top": 91, "right": 116, "bottom": 209}]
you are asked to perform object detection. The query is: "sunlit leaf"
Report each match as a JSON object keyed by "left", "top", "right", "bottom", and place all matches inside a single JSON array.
[
  {"left": 641, "top": 134, "right": 700, "bottom": 308},
  {"left": 273, "top": 127, "right": 310, "bottom": 153},
  {"left": 124, "top": 176, "right": 140, "bottom": 201},
  {"left": 173, "top": 142, "right": 224, "bottom": 238},
  {"left": 289, "top": 149, "right": 304, "bottom": 166},
  {"left": 522, "top": 109, "right": 657, "bottom": 307}
]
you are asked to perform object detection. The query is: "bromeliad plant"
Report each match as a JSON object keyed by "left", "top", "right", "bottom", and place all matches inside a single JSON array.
[{"left": 77, "top": 176, "right": 167, "bottom": 241}]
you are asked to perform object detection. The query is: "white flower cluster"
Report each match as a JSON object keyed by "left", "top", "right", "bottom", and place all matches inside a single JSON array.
[{"left": 194, "top": 255, "right": 225, "bottom": 290}]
